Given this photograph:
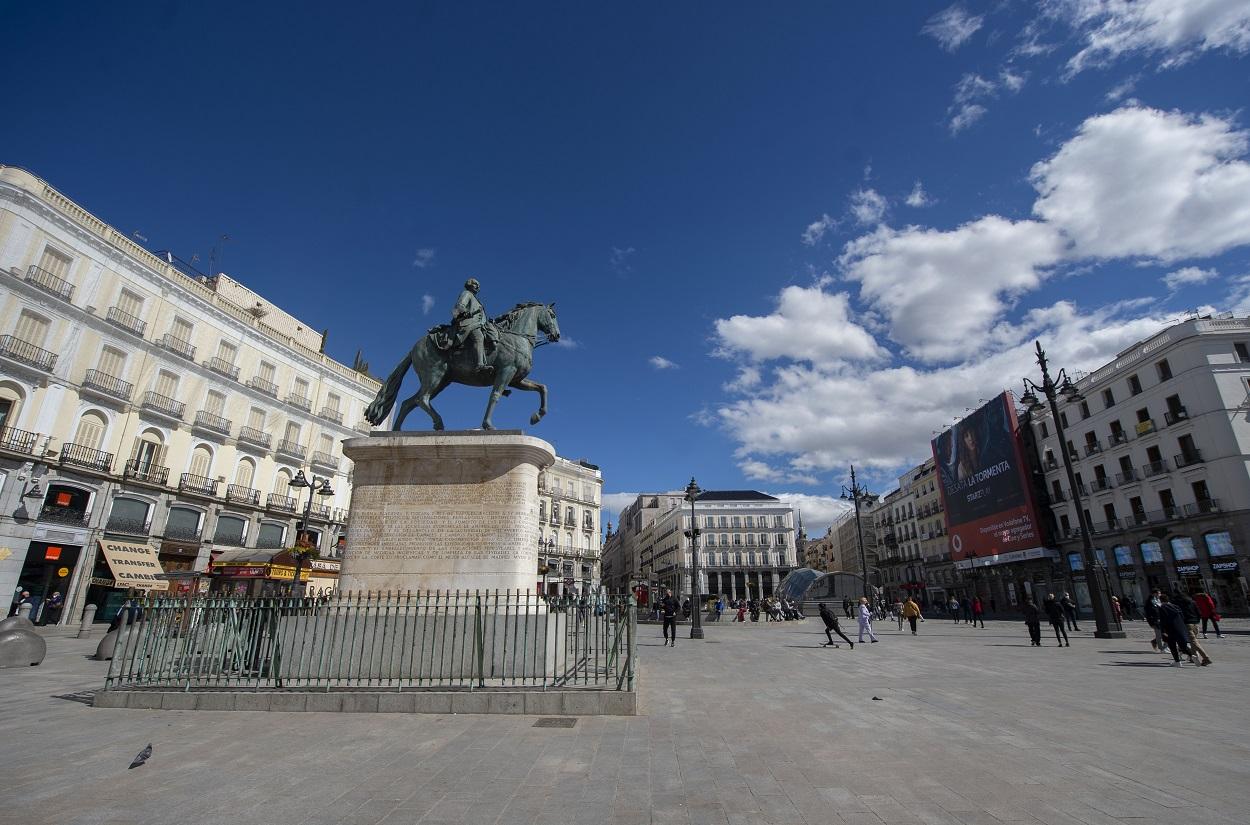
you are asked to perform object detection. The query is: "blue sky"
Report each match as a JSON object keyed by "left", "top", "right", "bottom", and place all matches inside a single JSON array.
[{"left": 5, "top": 2, "right": 1250, "bottom": 533}]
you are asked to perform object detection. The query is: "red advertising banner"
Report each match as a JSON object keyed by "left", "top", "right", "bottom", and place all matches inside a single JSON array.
[{"left": 931, "top": 392, "right": 1045, "bottom": 563}]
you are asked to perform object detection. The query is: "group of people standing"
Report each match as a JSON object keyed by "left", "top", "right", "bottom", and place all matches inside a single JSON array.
[
  {"left": 1143, "top": 588, "right": 1221, "bottom": 667},
  {"left": 1019, "top": 592, "right": 1081, "bottom": 646}
]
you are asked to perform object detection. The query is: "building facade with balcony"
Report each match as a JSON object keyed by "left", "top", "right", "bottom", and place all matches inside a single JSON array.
[
  {"left": 0, "top": 166, "right": 382, "bottom": 624},
  {"left": 536, "top": 456, "right": 603, "bottom": 596},
  {"left": 1024, "top": 316, "right": 1250, "bottom": 616}
]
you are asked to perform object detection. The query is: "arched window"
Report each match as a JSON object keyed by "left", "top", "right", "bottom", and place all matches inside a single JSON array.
[
  {"left": 73, "top": 410, "right": 108, "bottom": 451},
  {"left": 213, "top": 513, "right": 248, "bottom": 546},
  {"left": 234, "top": 458, "right": 256, "bottom": 489},
  {"left": 128, "top": 429, "right": 166, "bottom": 478},
  {"left": 166, "top": 506, "right": 202, "bottom": 540},
  {"left": 0, "top": 380, "right": 26, "bottom": 432},
  {"left": 188, "top": 444, "right": 213, "bottom": 478},
  {"left": 273, "top": 468, "right": 293, "bottom": 496}
]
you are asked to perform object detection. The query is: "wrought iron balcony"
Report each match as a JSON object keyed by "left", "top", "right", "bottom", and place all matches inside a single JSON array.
[
  {"left": 124, "top": 459, "right": 169, "bottom": 486},
  {"left": 353, "top": 421, "right": 372, "bottom": 434},
  {"left": 1174, "top": 449, "right": 1204, "bottom": 468},
  {"left": 1126, "top": 510, "right": 1149, "bottom": 527},
  {"left": 318, "top": 406, "right": 344, "bottom": 425},
  {"left": 310, "top": 450, "right": 339, "bottom": 471},
  {"left": 267, "top": 493, "right": 297, "bottom": 513},
  {"left": 1116, "top": 469, "right": 1139, "bottom": 485},
  {"left": 142, "top": 391, "right": 184, "bottom": 420},
  {"left": 159, "top": 333, "right": 196, "bottom": 361},
  {"left": 1043, "top": 457, "right": 1059, "bottom": 470},
  {"left": 1048, "top": 490, "right": 1067, "bottom": 503},
  {"left": 25, "top": 264, "right": 74, "bottom": 301},
  {"left": 247, "top": 376, "right": 278, "bottom": 397},
  {"left": 179, "top": 473, "right": 219, "bottom": 497},
  {"left": 1141, "top": 459, "right": 1169, "bottom": 477},
  {"left": 0, "top": 426, "right": 40, "bottom": 455},
  {"left": 193, "top": 410, "right": 232, "bottom": 436},
  {"left": 1089, "top": 477, "right": 1115, "bottom": 493},
  {"left": 204, "top": 356, "right": 240, "bottom": 381},
  {"left": 39, "top": 505, "right": 89, "bottom": 526},
  {"left": 1092, "top": 519, "right": 1119, "bottom": 534},
  {"left": 1083, "top": 440, "right": 1103, "bottom": 457},
  {"left": 238, "top": 426, "right": 272, "bottom": 449},
  {"left": 1183, "top": 499, "right": 1221, "bottom": 516},
  {"left": 286, "top": 393, "right": 312, "bottom": 411},
  {"left": 1109, "top": 430, "right": 1129, "bottom": 446},
  {"left": 61, "top": 442, "right": 113, "bottom": 473},
  {"left": 164, "top": 521, "right": 202, "bottom": 541},
  {"left": 309, "top": 502, "right": 332, "bottom": 521},
  {"left": 106, "top": 306, "right": 147, "bottom": 337},
  {"left": 1164, "top": 407, "right": 1189, "bottom": 426},
  {"left": 226, "top": 484, "right": 260, "bottom": 506},
  {"left": 0, "top": 335, "right": 57, "bottom": 371},
  {"left": 82, "top": 369, "right": 133, "bottom": 402},
  {"left": 105, "top": 512, "right": 150, "bottom": 536},
  {"left": 276, "top": 439, "right": 306, "bottom": 460}
]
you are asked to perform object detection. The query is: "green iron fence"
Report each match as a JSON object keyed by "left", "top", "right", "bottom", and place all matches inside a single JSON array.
[{"left": 103, "top": 590, "right": 636, "bottom": 693}]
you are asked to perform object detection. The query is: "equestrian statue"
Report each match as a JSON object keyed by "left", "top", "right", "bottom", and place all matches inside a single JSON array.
[{"left": 363, "top": 278, "right": 561, "bottom": 431}]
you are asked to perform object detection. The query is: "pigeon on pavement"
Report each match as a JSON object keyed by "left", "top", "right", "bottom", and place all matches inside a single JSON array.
[{"left": 129, "top": 744, "right": 153, "bottom": 769}]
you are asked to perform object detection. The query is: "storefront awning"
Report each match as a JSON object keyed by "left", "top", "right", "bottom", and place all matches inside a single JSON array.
[{"left": 98, "top": 539, "right": 169, "bottom": 591}]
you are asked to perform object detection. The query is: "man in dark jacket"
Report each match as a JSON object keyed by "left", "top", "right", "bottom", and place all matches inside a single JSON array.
[
  {"left": 1043, "top": 594, "right": 1069, "bottom": 647},
  {"left": 1060, "top": 592, "right": 1081, "bottom": 631},
  {"left": 819, "top": 603, "right": 853, "bottom": 649},
  {"left": 1021, "top": 596, "right": 1042, "bottom": 647},
  {"left": 660, "top": 589, "right": 680, "bottom": 647},
  {"left": 1156, "top": 593, "right": 1192, "bottom": 667},
  {"left": 1173, "top": 591, "right": 1212, "bottom": 666}
]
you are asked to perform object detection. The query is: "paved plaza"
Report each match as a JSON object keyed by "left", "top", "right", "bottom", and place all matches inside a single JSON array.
[{"left": 1, "top": 616, "right": 1248, "bottom": 825}]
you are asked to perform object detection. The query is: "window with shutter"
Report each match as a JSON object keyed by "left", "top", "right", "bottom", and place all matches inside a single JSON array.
[
  {"left": 318, "top": 433, "right": 333, "bottom": 454},
  {"left": 205, "top": 391, "right": 226, "bottom": 416},
  {"left": 74, "top": 412, "right": 107, "bottom": 450},
  {"left": 216, "top": 340, "right": 237, "bottom": 363},
  {"left": 96, "top": 346, "right": 126, "bottom": 378},
  {"left": 259, "top": 361, "right": 276, "bottom": 383},
  {"left": 188, "top": 445, "right": 212, "bottom": 477},
  {"left": 130, "top": 434, "right": 165, "bottom": 470},
  {"left": 284, "top": 421, "right": 301, "bottom": 442},
  {"left": 294, "top": 377, "right": 310, "bottom": 396},
  {"left": 116, "top": 289, "right": 144, "bottom": 318},
  {"left": 171, "top": 317, "right": 193, "bottom": 340},
  {"left": 274, "top": 470, "right": 292, "bottom": 495},
  {"left": 153, "top": 370, "right": 179, "bottom": 398},
  {"left": 14, "top": 310, "right": 51, "bottom": 347},
  {"left": 38, "top": 247, "right": 72, "bottom": 280},
  {"left": 247, "top": 407, "right": 265, "bottom": 430},
  {"left": 326, "top": 392, "right": 341, "bottom": 412},
  {"left": 235, "top": 460, "right": 255, "bottom": 488}
]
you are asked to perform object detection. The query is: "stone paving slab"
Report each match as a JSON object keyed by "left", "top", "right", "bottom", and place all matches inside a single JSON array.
[{"left": 0, "top": 618, "right": 1248, "bottom": 824}]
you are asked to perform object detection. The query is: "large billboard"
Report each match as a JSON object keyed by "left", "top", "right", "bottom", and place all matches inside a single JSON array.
[{"left": 931, "top": 392, "right": 1044, "bottom": 564}]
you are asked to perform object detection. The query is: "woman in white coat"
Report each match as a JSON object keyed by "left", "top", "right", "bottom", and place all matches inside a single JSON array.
[{"left": 858, "top": 596, "right": 879, "bottom": 643}]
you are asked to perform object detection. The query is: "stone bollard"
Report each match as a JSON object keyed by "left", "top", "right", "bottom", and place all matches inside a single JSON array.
[
  {"left": 76, "top": 604, "right": 98, "bottom": 638},
  {"left": 16, "top": 603, "right": 32, "bottom": 622}
]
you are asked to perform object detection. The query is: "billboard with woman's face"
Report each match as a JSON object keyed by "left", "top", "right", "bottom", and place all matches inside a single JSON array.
[{"left": 931, "top": 392, "right": 1044, "bottom": 562}]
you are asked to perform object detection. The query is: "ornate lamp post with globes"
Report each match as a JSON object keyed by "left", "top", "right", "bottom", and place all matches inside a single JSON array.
[
  {"left": 683, "top": 477, "right": 705, "bottom": 640},
  {"left": 1019, "top": 340, "right": 1125, "bottom": 639},
  {"left": 840, "top": 465, "right": 874, "bottom": 599},
  {"left": 287, "top": 469, "right": 334, "bottom": 597}
]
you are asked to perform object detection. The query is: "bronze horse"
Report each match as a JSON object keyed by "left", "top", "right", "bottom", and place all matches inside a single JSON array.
[{"left": 364, "top": 302, "right": 561, "bottom": 431}]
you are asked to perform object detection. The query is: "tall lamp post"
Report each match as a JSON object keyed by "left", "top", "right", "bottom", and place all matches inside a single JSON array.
[
  {"left": 683, "top": 477, "right": 705, "bottom": 640},
  {"left": 287, "top": 469, "right": 334, "bottom": 597},
  {"left": 840, "top": 465, "right": 874, "bottom": 599},
  {"left": 1020, "top": 340, "right": 1125, "bottom": 639}
]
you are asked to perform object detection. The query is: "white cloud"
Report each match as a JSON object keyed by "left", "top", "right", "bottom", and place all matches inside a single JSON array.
[
  {"left": 923, "top": 4, "right": 985, "bottom": 51},
  {"left": 905, "top": 181, "right": 934, "bottom": 208},
  {"left": 601, "top": 493, "right": 640, "bottom": 521},
  {"left": 802, "top": 213, "right": 838, "bottom": 246},
  {"left": 610, "top": 246, "right": 636, "bottom": 274},
  {"left": 1227, "top": 275, "right": 1250, "bottom": 314},
  {"left": 421, "top": 294, "right": 435, "bottom": 315},
  {"left": 1104, "top": 73, "right": 1139, "bottom": 102},
  {"left": 1031, "top": 106, "right": 1250, "bottom": 262},
  {"left": 849, "top": 188, "right": 888, "bottom": 226},
  {"left": 649, "top": 355, "right": 679, "bottom": 370},
  {"left": 1052, "top": 0, "right": 1250, "bottom": 75},
  {"left": 739, "top": 459, "right": 819, "bottom": 486},
  {"left": 1162, "top": 266, "right": 1218, "bottom": 290},
  {"left": 724, "top": 366, "right": 762, "bottom": 393},
  {"left": 769, "top": 493, "right": 853, "bottom": 537},
  {"left": 714, "top": 286, "right": 888, "bottom": 364},
  {"left": 412, "top": 248, "right": 436, "bottom": 268},
  {"left": 839, "top": 217, "right": 1065, "bottom": 362},
  {"left": 947, "top": 70, "right": 1028, "bottom": 135},
  {"left": 950, "top": 103, "right": 988, "bottom": 134},
  {"left": 552, "top": 337, "right": 579, "bottom": 349}
]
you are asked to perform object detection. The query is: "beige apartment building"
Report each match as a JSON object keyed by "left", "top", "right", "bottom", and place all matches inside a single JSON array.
[
  {"left": 536, "top": 456, "right": 603, "bottom": 595},
  {"left": 875, "top": 457, "right": 949, "bottom": 605},
  {"left": 0, "top": 166, "right": 382, "bottom": 624}
]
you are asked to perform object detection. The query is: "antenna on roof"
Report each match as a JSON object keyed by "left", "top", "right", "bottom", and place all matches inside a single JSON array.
[{"left": 208, "top": 234, "right": 230, "bottom": 275}]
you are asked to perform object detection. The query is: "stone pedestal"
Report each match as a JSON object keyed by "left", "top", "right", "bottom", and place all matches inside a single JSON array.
[{"left": 340, "top": 431, "right": 554, "bottom": 594}]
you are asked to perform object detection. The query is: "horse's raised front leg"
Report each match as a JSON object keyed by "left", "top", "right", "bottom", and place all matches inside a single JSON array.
[
  {"left": 510, "top": 377, "right": 548, "bottom": 426},
  {"left": 481, "top": 367, "right": 517, "bottom": 430}
]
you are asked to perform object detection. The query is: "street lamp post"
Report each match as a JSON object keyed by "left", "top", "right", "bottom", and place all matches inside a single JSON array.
[
  {"left": 1020, "top": 340, "right": 1126, "bottom": 639},
  {"left": 287, "top": 469, "right": 334, "bottom": 597},
  {"left": 683, "top": 477, "right": 705, "bottom": 640},
  {"left": 840, "top": 465, "right": 873, "bottom": 599}
]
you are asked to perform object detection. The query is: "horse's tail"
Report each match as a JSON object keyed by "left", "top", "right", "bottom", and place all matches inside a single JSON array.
[{"left": 364, "top": 352, "right": 411, "bottom": 426}]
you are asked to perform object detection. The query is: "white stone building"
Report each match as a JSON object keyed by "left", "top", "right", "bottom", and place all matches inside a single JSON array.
[
  {"left": 0, "top": 166, "right": 382, "bottom": 624},
  {"left": 536, "top": 456, "right": 602, "bottom": 595}
]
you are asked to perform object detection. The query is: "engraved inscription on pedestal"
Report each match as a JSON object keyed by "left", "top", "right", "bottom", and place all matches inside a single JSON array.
[{"left": 339, "top": 434, "right": 555, "bottom": 594}]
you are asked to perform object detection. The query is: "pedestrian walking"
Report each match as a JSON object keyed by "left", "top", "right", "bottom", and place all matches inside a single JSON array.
[
  {"left": 40, "top": 591, "right": 64, "bottom": 626},
  {"left": 1110, "top": 595, "right": 1122, "bottom": 625},
  {"left": 1144, "top": 590, "right": 1167, "bottom": 653},
  {"left": 960, "top": 596, "right": 973, "bottom": 625},
  {"left": 902, "top": 596, "right": 923, "bottom": 635},
  {"left": 893, "top": 598, "right": 904, "bottom": 630},
  {"left": 1157, "top": 593, "right": 1193, "bottom": 667},
  {"left": 1174, "top": 591, "right": 1212, "bottom": 666},
  {"left": 1043, "top": 594, "right": 1069, "bottom": 647},
  {"left": 735, "top": 601, "right": 747, "bottom": 623},
  {"left": 1021, "top": 596, "right": 1042, "bottom": 646},
  {"left": 819, "top": 602, "right": 853, "bottom": 648},
  {"left": 1192, "top": 590, "right": 1223, "bottom": 638},
  {"left": 972, "top": 596, "right": 985, "bottom": 628},
  {"left": 715, "top": 596, "right": 724, "bottom": 622},
  {"left": 1060, "top": 592, "right": 1081, "bottom": 631},
  {"left": 949, "top": 596, "right": 961, "bottom": 623},
  {"left": 659, "top": 588, "right": 679, "bottom": 647},
  {"left": 843, "top": 598, "right": 852, "bottom": 619},
  {"left": 857, "top": 596, "right": 879, "bottom": 643},
  {"left": 989, "top": 597, "right": 997, "bottom": 615}
]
